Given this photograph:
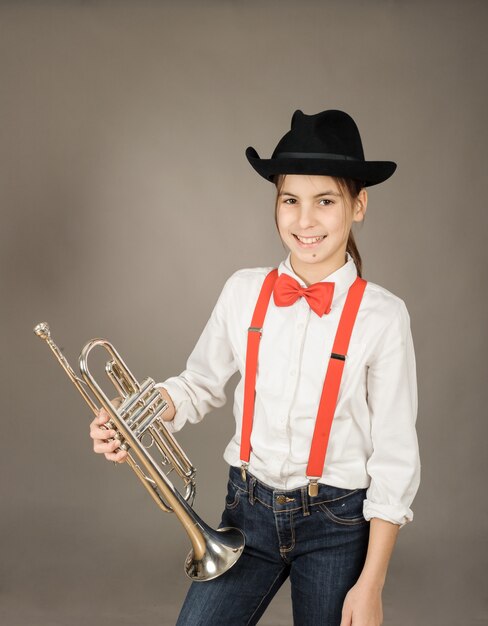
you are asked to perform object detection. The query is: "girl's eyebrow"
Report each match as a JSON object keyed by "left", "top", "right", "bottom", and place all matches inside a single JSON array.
[{"left": 279, "top": 190, "right": 341, "bottom": 198}]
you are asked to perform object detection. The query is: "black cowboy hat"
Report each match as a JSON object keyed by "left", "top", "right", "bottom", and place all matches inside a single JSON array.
[{"left": 245, "top": 109, "right": 396, "bottom": 187}]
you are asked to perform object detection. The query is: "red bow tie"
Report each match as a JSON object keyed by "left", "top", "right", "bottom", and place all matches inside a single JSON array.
[{"left": 273, "top": 273, "right": 335, "bottom": 317}]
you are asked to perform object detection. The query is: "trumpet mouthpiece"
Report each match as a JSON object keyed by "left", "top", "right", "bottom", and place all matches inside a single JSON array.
[{"left": 34, "top": 322, "right": 51, "bottom": 340}]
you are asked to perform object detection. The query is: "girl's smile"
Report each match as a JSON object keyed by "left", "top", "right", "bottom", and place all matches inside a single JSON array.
[{"left": 292, "top": 233, "right": 327, "bottom": 248}]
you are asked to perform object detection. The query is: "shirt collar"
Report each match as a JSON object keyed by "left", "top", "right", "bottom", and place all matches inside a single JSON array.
[{"left": 278, "top": 251, "right": 358, "bottom": 300}]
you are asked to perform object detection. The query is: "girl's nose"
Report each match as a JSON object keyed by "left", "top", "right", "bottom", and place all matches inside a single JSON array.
[{"left": 297, "top": 206, "right": 317, "bottom": 228}]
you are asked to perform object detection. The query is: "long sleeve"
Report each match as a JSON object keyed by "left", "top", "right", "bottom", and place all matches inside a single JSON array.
[
  {"left": 160, "top": 273, "right": 239, "bottom": 433},
  {"left": 363, "top": 299, "right": 421, "bottom": 528}
]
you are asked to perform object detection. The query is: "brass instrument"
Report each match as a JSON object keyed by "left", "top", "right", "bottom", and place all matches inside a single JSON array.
[{"left": 33, "top": 322, "right": 245, "bottom": 581}]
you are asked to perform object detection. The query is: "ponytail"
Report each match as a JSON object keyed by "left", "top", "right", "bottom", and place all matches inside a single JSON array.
[{"left": 346, "top": 229, "right": 362, "bottom": 278}]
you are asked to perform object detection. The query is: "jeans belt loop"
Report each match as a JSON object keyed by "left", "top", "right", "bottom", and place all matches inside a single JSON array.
[
  {"left": 248, "top": 476, "right": 256, "bottom": 505},
  {"left": 301, "top": 486, "right": 311, "bottom": 516}
]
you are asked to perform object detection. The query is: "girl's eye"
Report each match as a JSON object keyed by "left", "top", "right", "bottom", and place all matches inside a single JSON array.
[{"left": 281, "top": 197, "right": 334, "bottom": 205}]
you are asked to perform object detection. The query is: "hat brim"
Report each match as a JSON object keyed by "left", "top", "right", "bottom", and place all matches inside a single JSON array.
[{"left": 245, "top": 147, "right": 396, "bottom": 187}]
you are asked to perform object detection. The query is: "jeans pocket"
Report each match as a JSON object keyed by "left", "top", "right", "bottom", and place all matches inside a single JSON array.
[
  {"left": 318, "top": 488, "right": 368, "bottom": 526},
  {"left": 224, "top": 478, "right": 243, "bottom": 510}
]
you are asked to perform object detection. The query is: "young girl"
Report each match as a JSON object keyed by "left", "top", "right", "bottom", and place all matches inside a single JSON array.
[{"left": 90, "top": 108, "right": 421, "bottom": 626}]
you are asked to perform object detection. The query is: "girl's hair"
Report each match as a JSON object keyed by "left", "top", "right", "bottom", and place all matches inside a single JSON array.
[{"left": 272, "top": 174, "right": 365, "bottom": 278}]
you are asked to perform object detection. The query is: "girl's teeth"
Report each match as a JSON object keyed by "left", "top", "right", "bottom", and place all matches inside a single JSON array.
[{"left": 296, "top": 235, "right": 325, "bottom": 243}]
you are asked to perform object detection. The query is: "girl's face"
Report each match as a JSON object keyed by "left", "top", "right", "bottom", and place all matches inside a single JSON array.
[{"left": 276, "top": 174, "right": 367, "bottom": 281}]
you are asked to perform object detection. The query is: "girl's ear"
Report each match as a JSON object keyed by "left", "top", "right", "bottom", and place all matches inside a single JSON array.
[{"left": 354, "top": 188, "right": 368, "bottom": 222}]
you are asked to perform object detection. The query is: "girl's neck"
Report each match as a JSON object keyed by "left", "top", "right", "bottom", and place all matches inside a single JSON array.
[{"left": 289, "top": 251, "right": 348, "bottom": 286}]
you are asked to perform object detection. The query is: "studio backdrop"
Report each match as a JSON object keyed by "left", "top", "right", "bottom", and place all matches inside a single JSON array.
[{"left": 1, "top": 1, "right": 487, "bottom": 625}]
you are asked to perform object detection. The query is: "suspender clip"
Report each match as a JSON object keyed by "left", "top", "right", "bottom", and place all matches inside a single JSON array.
[
  {"left": 248, "top": 326, "right": 263, "bottom": 335},
  {"left": 307, "top": 478, "right": 319, "bottom": 497},
  {"left": 330, "top": 352, "right": 346, "bottom": 361},
  {"left": 240, "top": 462, "right": 249, "bottom": 482}
]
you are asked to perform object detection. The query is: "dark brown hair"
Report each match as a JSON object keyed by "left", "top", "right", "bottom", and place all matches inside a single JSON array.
[{"left": 272, "top": 174, "right": 365, "bottom": 278}]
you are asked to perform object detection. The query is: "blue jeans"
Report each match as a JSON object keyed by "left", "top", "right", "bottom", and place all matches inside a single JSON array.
[{"left": 176, "top": 466, "right": 370, "bottom": 626}]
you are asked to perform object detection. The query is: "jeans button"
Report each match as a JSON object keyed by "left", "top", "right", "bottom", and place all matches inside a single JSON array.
[{"left": 276, "top": 495, "right": 287, "bottom": 504}]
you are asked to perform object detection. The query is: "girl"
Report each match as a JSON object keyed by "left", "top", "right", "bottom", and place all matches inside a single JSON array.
[{"left": 90, "top": 108, "right": 421, "bottom": 626}]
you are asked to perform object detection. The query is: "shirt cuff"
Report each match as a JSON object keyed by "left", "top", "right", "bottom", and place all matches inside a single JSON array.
[
  {"left": 156, "top": 380, "right": 192, "bottom": 434},
  {"left": 363, "top": 499, "right": 414, "bottom": 529}
]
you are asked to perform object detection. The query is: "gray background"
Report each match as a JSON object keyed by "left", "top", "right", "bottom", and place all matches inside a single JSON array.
[{"left": 1, "top": 1, "right": 487, "bottom": 625}]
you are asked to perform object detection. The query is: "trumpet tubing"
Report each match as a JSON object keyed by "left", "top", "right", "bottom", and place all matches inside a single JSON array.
[{"left": 33, "top": 322, "right": 245, "bottom": 580}]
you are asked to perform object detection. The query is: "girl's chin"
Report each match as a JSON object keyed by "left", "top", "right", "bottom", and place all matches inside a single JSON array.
[{"left": 290, "top": 250, "right": 327, "bottom": 264}]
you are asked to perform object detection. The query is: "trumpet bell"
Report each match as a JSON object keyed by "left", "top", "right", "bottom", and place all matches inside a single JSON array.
[{"left": 185, "top": 525, "right": 245, "bottom": 581}]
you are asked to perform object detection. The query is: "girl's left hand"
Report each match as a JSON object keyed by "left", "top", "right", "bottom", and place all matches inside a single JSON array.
[{"left": 339, "top": 579, "right": 383, "bottom": 626}]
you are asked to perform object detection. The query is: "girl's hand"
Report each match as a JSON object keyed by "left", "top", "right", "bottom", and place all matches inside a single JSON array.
[
  {"left": 340, "top": 579, "right": 383, "bottom": 626},
  {"left": 89, "top": 389, "right": 175, "bottom": 464},
  {"left": 89, "top": 399, "right": 128, "bottom": 464}
]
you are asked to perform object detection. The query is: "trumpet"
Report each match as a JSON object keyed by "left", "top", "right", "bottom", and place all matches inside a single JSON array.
[{"left": 33, "top": 322, "right": 245, "bottom": 581}]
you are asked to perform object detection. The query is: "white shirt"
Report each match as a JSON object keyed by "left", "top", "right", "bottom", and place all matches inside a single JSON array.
[{"left": 161, "top": 252, "right": 421, "bottom": 528}]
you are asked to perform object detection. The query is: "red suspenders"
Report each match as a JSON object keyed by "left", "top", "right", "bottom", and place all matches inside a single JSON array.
[
  {"left": 240, "top": 269, "right": 279, "bottom": 466},
  {"left": 239, "top": 269, "right": 367, "bottom": 496}
]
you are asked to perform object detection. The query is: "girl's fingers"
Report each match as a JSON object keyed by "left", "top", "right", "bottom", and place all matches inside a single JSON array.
[
  {"left": 93, "top": 439, "right": 121, "bottom": 454},
  {"left": 90, "top": 426, "right": 116, "bottom": 440},
  {"left": 92, "top": 431, "right": 128, "bottom": 462},
  {"left": 90, "top": 407, "right": 116, "bottom": 441},
  {"left": 97, "top": 408, "right": 111, "bottom": 422},
  {"left": 89, "top": 398, "right": 125, "bottom": 461},
  {"left": 90, "top": 409, "right": 110, "bottom": 430},
  {"left": 105, "top": 449, "right": 128, "bottom": 463}
]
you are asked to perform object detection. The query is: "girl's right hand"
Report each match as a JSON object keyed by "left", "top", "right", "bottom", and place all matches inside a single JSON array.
[
  {"left": 89, "top": 388, "right": 175, "bottom": 464},
  {"left": 89, "top": 404, "right": 128, "bottom": 464}
]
